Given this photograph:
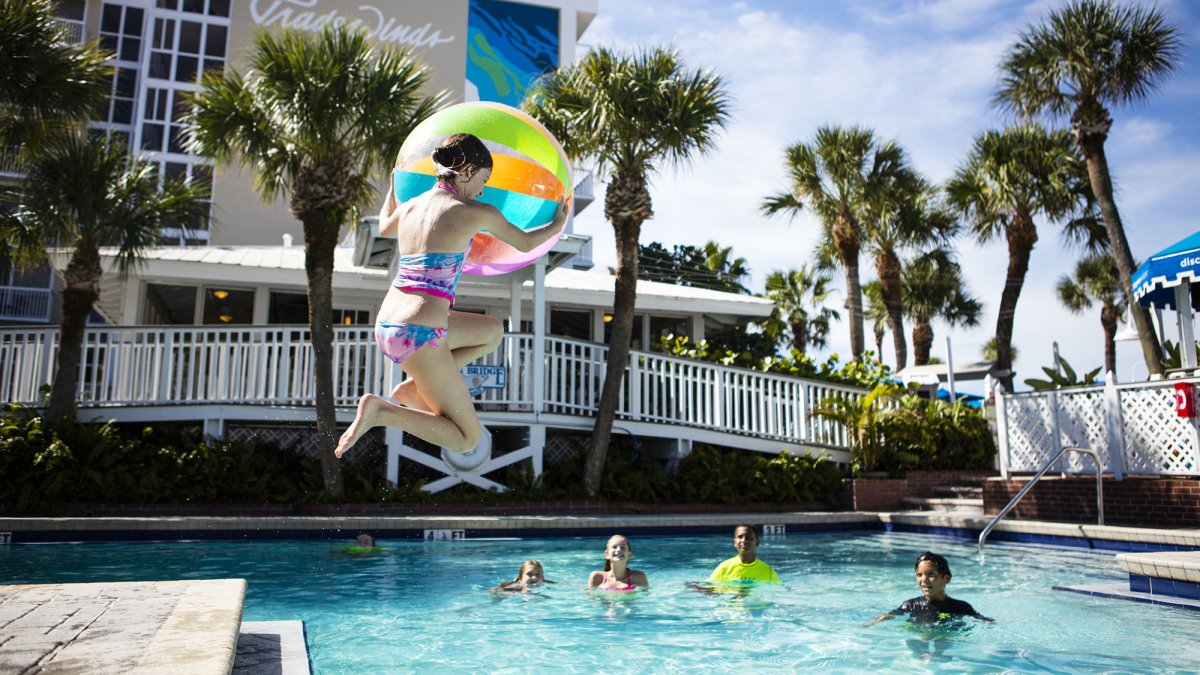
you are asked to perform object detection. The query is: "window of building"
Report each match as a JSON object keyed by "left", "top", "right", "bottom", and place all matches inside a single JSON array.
[
  {"left": 202, "top": 287, "right": 253, "bottom": 324},
  {"left": 55, "top": 0, "right": 86, "bottom": 21},
  {"left": 550, "top": 309, "right": 591, "bottom": 340},
  {"left": 649, "top": 315, "right": 690, "bottom": 347},
  {"left": 143, "top": 282, "right": 197, "bottom": 324},
  {"left": 269, "top": 291, "right": 370, "bottom": 326},
  {"left": 604, "top": 314, "right": 645, "bottom": 351}
]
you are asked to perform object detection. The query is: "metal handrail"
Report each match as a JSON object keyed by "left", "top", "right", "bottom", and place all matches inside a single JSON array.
[{"left": 978, "top": 446, "right": 1104, "bottom": 551}]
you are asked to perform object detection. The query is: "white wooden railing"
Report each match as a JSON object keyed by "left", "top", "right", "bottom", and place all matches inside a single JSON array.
[
  {"left": 997, "top": 376, "right": 1200, "bottom": 478},
  {"left": 0, "top": 287, "right": 52, "bottom": 322},
  {"left": 0, "top": 326, "right": 864, "bottom": 450}
]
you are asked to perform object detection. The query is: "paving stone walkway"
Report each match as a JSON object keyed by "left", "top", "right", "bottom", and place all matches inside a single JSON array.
[{"left": 0, "top": 579, "right": 244, "bottom": 674}]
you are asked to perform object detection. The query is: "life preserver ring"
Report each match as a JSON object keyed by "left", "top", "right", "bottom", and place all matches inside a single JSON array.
[{"left": 441, "top": 422, "right": 492, "bottom": 472}]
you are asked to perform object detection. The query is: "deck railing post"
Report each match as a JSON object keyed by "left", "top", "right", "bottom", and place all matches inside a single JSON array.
[
  {"left": 1102, "top": 376, "right": 1126, "bottom": 480},
  {"left": 1048, "top": 390, "right": 1062, "bottom": 473},
  {"left": 995, "top": 386, "right": 1011, "bottom": 479},
  {"left": 628, "top": 353, "right": 641, "bottom": 421}
]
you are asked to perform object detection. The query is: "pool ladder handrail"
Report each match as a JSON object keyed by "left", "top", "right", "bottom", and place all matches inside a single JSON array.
[{"left": 978, "top": 446, "right": 1105, "bottom": 551}]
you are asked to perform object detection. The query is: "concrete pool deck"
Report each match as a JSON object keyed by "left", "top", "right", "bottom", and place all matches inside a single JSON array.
[
  {"left": 1, "top": 511, "right": 1197, "bottom": 673},
  {"left": 0, "top": 578, "right": 244, "bottom": 674}
]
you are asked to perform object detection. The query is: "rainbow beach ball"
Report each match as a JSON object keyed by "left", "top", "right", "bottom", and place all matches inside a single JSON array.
[{"left": 393, "top": 101, "right": 572, "bottom": 276}]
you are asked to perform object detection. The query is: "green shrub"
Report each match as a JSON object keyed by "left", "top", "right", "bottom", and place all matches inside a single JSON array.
[
  {"left": 881, "top": 395, "right": 997, "bottom": 472},
  {"left": 656, "top": 335, "right": 891, "bottom": 388},
  {"left": 0, "top": 408, "right": 844, "bottom": 507}
]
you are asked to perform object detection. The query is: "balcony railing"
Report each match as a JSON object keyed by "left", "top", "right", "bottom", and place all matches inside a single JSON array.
[
  {"left": 0, "top": 287, "right": 52, "bottom": 322},
  {"left": 0, "top": 326, "right": 863, "bottom": 450},
  {"left": 54, "top": 18, "right": 85, "bottom": 44}
]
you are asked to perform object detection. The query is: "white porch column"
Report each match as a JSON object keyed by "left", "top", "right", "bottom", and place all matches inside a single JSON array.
[
  {"left": 384, "top": 359, "right": 404, "bottom": 485},
  {"left": 1176, "top": 281, "right": 1196, "bottom": 369},
  {"left": 509, "top": 275, "right": 523, "bottom": 332},
  {"left": 532, "top": 260, "right": 546, "bottom": 415}
]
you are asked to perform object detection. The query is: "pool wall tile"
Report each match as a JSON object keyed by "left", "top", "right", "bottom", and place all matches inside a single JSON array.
[
  {"left": 1149, "top": 577, "right": 1175, "bottom": 595},
  {"left": 1175, "top": 581, "right": 1200, "bottom": 600},
  {"left": 1129, "top": 575, "right": 1151, "bottom": 593}
]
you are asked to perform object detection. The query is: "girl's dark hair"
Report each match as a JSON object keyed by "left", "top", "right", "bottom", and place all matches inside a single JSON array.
[
  {"left": 915, "top": 551, "right": 951, "bottom": 578},
  {"left": 431, "top": 133, "right": 492, "bottom": 179}
]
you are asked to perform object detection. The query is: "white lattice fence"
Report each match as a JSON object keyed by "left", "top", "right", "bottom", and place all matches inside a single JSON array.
[
  {"left": 1119, "top": 386, "right": 1200, "bottom": 474},
  {"left": 998, "top": 378, "right": 1200, "bottom": 477},
  {"left": 1003, "top": 395, "right": 1060, "bottom": 472},
  {"left": 1058, "top": 389, "right": 1111, "bottom": 473}
]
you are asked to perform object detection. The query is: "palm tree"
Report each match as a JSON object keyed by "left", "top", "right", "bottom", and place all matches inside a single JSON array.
[
  {"left": 996, "top": 0, "right": 1181, "bottom": 376},
  {"left": 982, "top": 337, "right": 1017, "bottom": 364},
  {"left": 762, "top": 125, "right": 910, "bottom": 361},
  {"left": 1057, "top": 254, "right": 1126, "bottom": 376},
  {"left": 186, "top": 26, "right": 445, "bottom": 498},
  {"left": 0, "top": 0, "right": 110, "bottom": 148},
  {"left": 3, "top": 137, "right": 208, "bottom": 426},
  {"left": 762, "top": 265, "right": 839, "bottom": 355},
  {"left": 902, "top": 249, "right": 983, "bottom": 366},
  {"left": 862, "top": 173, "right": 957, "bottom": 370},
  {"left": 699, "top": 241, "right": 750, "bottom": 295},
  {"left": 524, "top": 46, "right": 731, "bottom": 496},
  {"left": 946, "top": 125, "right": 1099, "bottom": 391},
  {"left": 862, "top": 280, "right": 889, "bottom": 359}
]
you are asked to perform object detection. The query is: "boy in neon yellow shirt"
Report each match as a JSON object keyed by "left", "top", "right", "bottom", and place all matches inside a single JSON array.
[{"left": 709, "top": 524, "right": 780, "bottom": 584}]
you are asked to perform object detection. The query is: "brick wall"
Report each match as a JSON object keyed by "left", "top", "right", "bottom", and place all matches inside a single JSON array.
[
  {"left": 904, "top": 470, "right": 997, "bottom": 497},
  {"left": 838, "top": 479, "right": 907, "bottom": 511},
  {"left": 982, "top": 476, "right": 1200, "bottom": 527},
  {"left": 838, "top": 470, "right": 1000, "bottom": 511}
]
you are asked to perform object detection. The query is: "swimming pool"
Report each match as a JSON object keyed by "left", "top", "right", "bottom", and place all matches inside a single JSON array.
[{"left": 2, "top": 531, "right": 1197, "bottom": 672}]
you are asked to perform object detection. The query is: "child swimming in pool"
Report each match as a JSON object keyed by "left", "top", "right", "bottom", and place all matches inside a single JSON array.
[
  {"left": 587, "top": 534, "right": 649, "bottom": 591},
  {"left": 708, "top": 524, "right": 780, "bottom": 585},
  {"left": 493, "top": 559, "right": 551, "bottom": 593},
  {"left": 866, "top": 551, "right": 992, "bottom": 625}
]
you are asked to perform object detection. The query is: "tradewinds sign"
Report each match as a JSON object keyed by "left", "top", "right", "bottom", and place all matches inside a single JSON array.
[{"left": 249, "top": 0, "right": 457, "bottom": 49}]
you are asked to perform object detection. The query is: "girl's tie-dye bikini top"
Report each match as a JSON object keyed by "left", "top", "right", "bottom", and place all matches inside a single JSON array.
[{"left": 391, "top": 241, "right": 471, "bottom": 305}]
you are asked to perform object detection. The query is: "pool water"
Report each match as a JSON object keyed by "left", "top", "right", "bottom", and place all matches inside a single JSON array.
[{"left": 3, "top": 531, "right": 1198, "bottom": 672}]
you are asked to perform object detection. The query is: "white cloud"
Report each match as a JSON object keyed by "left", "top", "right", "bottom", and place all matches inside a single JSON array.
[{"left": 567, "top": 0, "right": 1200, "bottom": 388}]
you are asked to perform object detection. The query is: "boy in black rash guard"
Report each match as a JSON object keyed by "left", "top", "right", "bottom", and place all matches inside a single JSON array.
[{"left": 866, "top": 551, "right": 992, "bottom": 625}]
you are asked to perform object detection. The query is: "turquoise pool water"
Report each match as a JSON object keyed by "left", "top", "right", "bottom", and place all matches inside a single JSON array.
[{"left": 2, "top": 531, "right": 1198, "bottom": 672}]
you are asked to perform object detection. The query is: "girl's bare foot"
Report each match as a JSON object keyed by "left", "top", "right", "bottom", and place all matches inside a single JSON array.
[{"left": 335, "top": 394, "right": 383, "bottom": 458}]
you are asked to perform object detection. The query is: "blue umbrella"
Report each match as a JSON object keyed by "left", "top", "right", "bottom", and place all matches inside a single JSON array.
[{"left": 1131, "top": 230, "right": 1200, "bottom": 310}]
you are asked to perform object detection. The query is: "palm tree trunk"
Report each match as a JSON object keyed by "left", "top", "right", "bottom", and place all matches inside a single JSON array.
[
  {"left": 46, "top": 244, "right": 101, "bottom": 427},
  {"left": 791, "top": 316, "right": 808, "bottom": 355},
  {"left": 995, "top": 212, "right": 1037, "bottom": 392},
  {"left": 1101, "top": 301, "right": 1118, "bottom": 378},
  {"left": 586, "top": 220, "right": 640, "bottom": 495},
  {"left": 1077, "top": 132, "right": 1164, "bottom": 376},
  {"left": 912, "top": 319, "right": 934, "bottom": 366},
  {"left": 877, "top": 249, "right": 906, "bottom": 369},
  {"left": 833, "top": 214, "right": 865, "bottom": 360},
  {"left": 303, "top": 217, "right": 345, "bottom": 499},
  {"left": 585, "top": 167, "right": 651, "bottom": 496}
]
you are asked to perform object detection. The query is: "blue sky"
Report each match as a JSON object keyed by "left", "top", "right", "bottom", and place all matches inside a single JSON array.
[{"left": 570, "top": 0, "right": 1200, "bottom": 389}]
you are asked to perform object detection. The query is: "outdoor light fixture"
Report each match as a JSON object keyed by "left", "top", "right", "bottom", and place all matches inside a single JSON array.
[
  {"left": 603, "top": 314, "right": 613, "bottom": 323},
  {"left": 212, "top": 290, "right": 230, "bottom": 299},
  {"left": 219, "top": 314, "right": 233, "bottom": 323}
]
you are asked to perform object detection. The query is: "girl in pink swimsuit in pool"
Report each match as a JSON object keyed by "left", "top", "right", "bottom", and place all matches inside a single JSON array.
[
  {"left": 334, "top": 133, "right": 568, "bottom": 459},
  {"left": 588, "top": 534, "right": 650, "bottom": 591}
]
